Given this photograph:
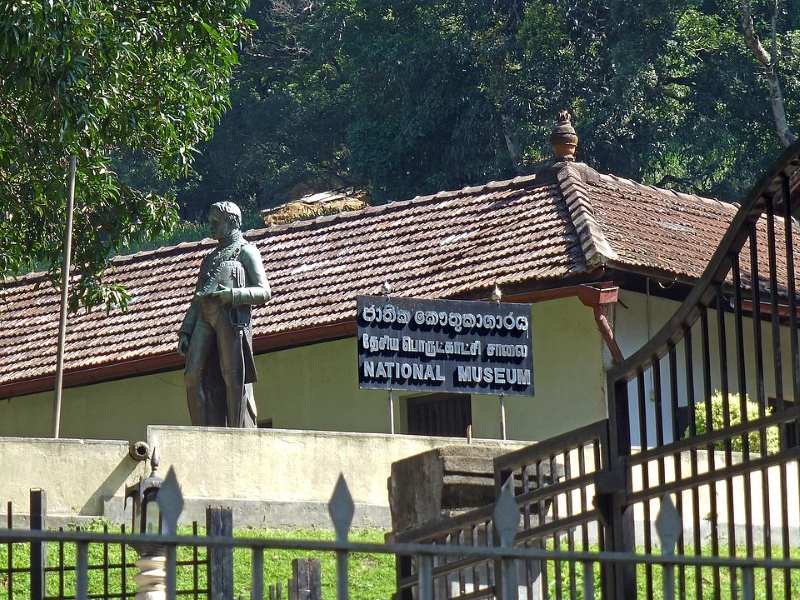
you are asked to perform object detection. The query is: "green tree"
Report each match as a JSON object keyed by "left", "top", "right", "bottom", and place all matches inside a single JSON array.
[
  {"left": 120, "top": 1, "right": 798, "bottom": 232},
  {"left": 690, "top": 391, "right": 780, "bottom": 454},
  {"left": 0, "top": 0, "right": 253, "bottom": 308}
]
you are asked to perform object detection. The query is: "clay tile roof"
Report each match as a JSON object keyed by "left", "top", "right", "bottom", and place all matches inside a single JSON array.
[
  {"left": 0, "top": 174, "right": 585, "bottom": 394},
  {"left": 0, "top": 163, "right": 794, "bottom": 395}
]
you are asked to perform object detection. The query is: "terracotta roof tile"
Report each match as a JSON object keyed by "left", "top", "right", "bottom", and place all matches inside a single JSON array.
[
  {"left": 0, "top": 177, "right": 586, "bottom": 390},
  {"left": 1, "top": 164, "right": 795, "bottom": 393}
]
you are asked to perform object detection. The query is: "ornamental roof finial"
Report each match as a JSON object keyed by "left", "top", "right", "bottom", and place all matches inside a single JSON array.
[{"left": 550, "top": 110, "right": 578, "bottom": 161}]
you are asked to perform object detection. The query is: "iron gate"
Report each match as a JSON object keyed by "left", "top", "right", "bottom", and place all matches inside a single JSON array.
[{"left": 605, "top": 142, "right": 800, "bottom": 599}]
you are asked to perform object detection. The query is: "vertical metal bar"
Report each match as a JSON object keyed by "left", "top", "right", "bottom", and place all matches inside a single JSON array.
[
  {"left": 578, "top": 444, "right": 590, "bottom": 554},
  {"left": 668, "top": 345, "right": 685, "bottom": 598},
  {"left": 120, "top": 524, "right": 126, "bottom": 600},
  {"left": 6, "top": 501, "right": 13, "bottom": 600},
  {"left": 716, "top": 288, "right": 732, "bottom": 439},
  {"left": 767, "top": 195, "right": 785, "bottom": 415},
  {"left": 733, "top": 256, "right": 756, "bottom": 565},
  {"left": 732, "top": 255, "right": 751, "bottom": 445},
  {"left": 606, "top": 379, "right": 635, "bottom": 599},
  {"left": 653, "top": 356, "right": 665, "bottom": 454},
  {"left": 564, "top": 450, "right": 576, "bottom": 600},
  {"left": 742, "top": 566, "right": 756, "bottom": 600},
  {"left": 486, "top": 520, "right": 495, "bottom": 589},
  {"left": 779, "top": 460, "right": 791, "bottom": 600},
  {"left": 418, "top": 555, "right": 433, "bottom": 600},
  {"left": 551, "top": 453, "right": 562, "bottom": 600},
  {"left": 76, "top": 541, "right": 89, "bottom": 600},
  {"left": 767, "top": 195, "right": 784, "bottom": 600},
  {"left": 192, "top": 521, "right": 199, "bottom": 599},
  {"left": 684, "top": 326, "right": 703, "bottom": 600},
  {"left": 471, "top": 525, "right": 480, "bottom": 592},
  {"left": 653, "top": 348, "right": 667, "bottom": 581},
  {"left": 252, "top": 548, "right": 264, "bottom": 600},
  {"left": 336, "top": 550, "right": 348, "bottom": 600},
  {"left": 751, "top": 222, "right": 774, "bottom": 600},
  {"left": 668, "top": 344, "right": 681, "bottom": 443},
  {"left": 102, "top": 524, "right": 109, "bottom": 599},
  {"left": 29, "top": 489, "right": 46, "bottom": 600},
  {"left": 762, "top": 466, "right": 774, "bottom": 600},
  {"left": 784, "top": 172, "right": 800, "bottom": 409},
  {"left": 500, "top": 556, "right": 518, "bottom": 600},
  {"left": 166, "top": 544, "right": 177, "bottom": 600},
  {"left": 662, "top": 562, "right": 675, "bottom": 600},
  {"left": 520, "top": 465, "right": 533, "bottom": 599},
  {"left": 701, "top": 306, "right": 722, "bottom": 599},
  {"left": 582, "top": 560, "right": 594, "bottom": 600},
  {"left": 592, "top": 439, "right": 606, "bottom": 551},
  {"left": 457, "top": 529, "right": 466, "bottom": 595},
  {"left": 637, "top": 370, "right": 648, "bottom": 451},
  {"left": 53, "top": 154, "right": 77, "bottom": 438},
  {"left": 781, "top": 174, "right": 797, "bottom": 600},
  {"left": 750, "top": 224, "right": 768, "bottom": 420},
  {"left": 643, "top": 498, "right": 653, "bottom": 599},
  {"left": 536, "top": 460, "right": 548, "bottom": 598},
  {"left": 717, "top": 290, "right": 739, "bottom": 598}
]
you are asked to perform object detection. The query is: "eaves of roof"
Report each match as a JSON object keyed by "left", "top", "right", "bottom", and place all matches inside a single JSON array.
[{"left": 4, "top": 160, "right": 793, "bottom": 399}]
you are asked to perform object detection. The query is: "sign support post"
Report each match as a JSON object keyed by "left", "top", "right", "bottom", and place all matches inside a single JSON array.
[
  {"left": 388, "top": 388, "right": 395, "bottom": 434},
  {"left": 499, "top": 393, "right": 507, "bottom": 440}
]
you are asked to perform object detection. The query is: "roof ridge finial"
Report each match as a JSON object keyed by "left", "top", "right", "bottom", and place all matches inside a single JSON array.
[{"left": 550, "top": 110, "right": 578, "bottom": 162}]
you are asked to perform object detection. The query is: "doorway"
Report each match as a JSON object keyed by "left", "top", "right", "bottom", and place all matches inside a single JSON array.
[{"left": 406, "top": 393, "right": 472, "bottom": 437}]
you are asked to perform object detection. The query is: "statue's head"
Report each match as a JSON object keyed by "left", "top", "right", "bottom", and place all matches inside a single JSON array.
[{"left": 208, "top": 201, "right": 242, "bottom": 241}]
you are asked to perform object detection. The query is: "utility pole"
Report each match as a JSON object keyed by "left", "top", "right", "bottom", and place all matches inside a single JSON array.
[{"left": 52, "top": 155, "right": 77, "bottom": 438}]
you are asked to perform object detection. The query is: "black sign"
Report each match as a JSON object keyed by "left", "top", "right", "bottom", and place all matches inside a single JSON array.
[{"left": 357, "top": 295, "right": 534, "bottom": 396}]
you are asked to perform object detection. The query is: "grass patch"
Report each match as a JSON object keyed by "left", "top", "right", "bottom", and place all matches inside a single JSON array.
[{"left": 0, "top": 525, "right": 394, "bottom": 600}]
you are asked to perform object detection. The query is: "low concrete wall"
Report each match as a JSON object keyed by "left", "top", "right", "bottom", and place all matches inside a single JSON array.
[
  {"left": 146, "top": 426, "right": 525, "bottom": 528},
  {"left": 0, "top": 436, "right": 145, "bottom": 521}
]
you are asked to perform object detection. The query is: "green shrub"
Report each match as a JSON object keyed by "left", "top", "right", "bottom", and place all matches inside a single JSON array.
[{"left": 688, "top": 391, "right": 779, "bottom": 454}]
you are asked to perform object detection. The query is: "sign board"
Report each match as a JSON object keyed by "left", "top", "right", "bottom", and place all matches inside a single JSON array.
[{"left": 357, "top": 295, "right": 533, "bottom": 396}]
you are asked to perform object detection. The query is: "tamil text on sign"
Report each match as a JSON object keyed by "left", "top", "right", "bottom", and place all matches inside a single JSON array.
[{"left": 357, "top": 295, "right": 533, "bottom": 396}]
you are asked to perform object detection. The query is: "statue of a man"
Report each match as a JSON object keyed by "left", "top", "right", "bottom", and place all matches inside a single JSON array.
[{"left": 177, "top": 201, "right": 270, "bottom": 427}]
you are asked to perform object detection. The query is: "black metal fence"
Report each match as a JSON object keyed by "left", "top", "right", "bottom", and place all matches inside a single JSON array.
[
  {"left": 603, "top": 137, "right": 800, "bottom": 599},
  {"left": 1, "top": 493, "right": 327, "bottom": 600},
  {"left": 389, "top": 143, "right": 800, "bottom": 599},
  {"left": 394, "top": 420, "right": 610, "bottom": 599},
  {"left": 2, "top": 491, "right": 207, "bottom": 599}
]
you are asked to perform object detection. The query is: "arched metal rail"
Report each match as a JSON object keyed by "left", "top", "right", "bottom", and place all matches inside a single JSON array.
[{"left": 606, "top": 141, "right": 800, "bottom": 599}]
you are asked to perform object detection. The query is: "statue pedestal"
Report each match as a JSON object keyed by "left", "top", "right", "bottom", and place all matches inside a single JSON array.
[{"left": 134, "top": 554, "right": 166, "bottom": 600}]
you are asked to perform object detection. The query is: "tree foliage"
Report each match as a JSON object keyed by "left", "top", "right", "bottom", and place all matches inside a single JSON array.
[
  {"left": 690, "top": 391, "right": 779, "bottom": 454},
  {"left": 8, "top": 0, "right": 799, "bottom": 303},
  {"left": 174, "top": 0, "right": 800, "bottom": 217},
  {"left": 0, "top": 0, "right": 252, "bottom": 308}
]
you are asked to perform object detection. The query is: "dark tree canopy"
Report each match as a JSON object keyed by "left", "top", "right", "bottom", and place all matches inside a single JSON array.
[
  {"left": 0, "top": 1, "right": 252, "bottom": 308},
  {"left": 6, "top": 0, "right": 799, "bottom": 306},
  {"left": 174, "top": 0, "right": 800, "bottom": 219}
]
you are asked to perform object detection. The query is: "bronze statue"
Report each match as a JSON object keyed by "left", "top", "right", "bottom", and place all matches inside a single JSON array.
[{"left": 177, "top": 201, "right": 270, "bottom": 427}]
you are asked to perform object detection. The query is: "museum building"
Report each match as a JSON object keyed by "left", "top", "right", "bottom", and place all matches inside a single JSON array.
[{"left": 0, "top": 133, "right": 797, "bottom": 447}]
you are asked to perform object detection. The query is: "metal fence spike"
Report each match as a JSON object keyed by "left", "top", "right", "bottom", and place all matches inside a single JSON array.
[
  {"left": 328, "top": 473, "right": 354, "bottom": 543},
  {"left": 655, "top": 493, "right": 681, "bottom": 555},
  {"left": 157, "top": 466, "right": 184, "bottom": 536},
  {"left": 493, "top": 479, "right": 519, "bottom": 548}
]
